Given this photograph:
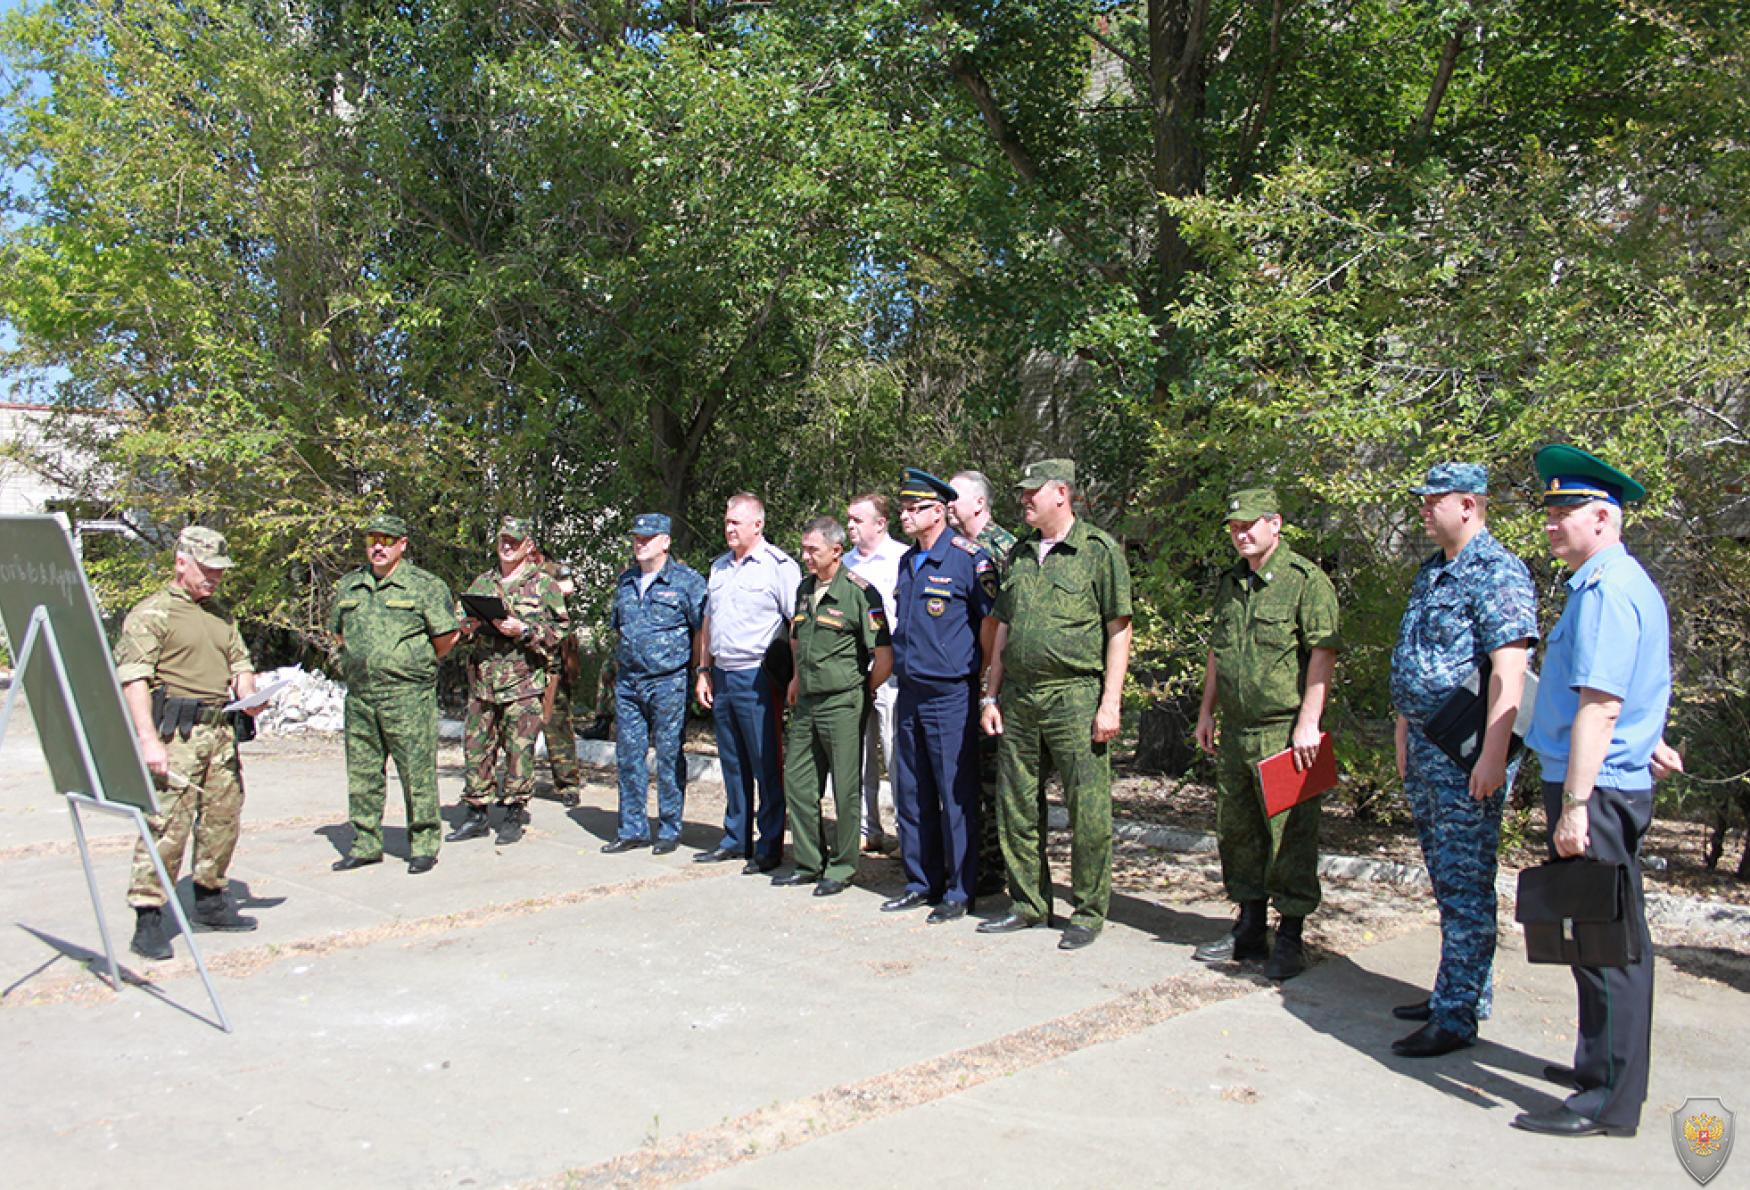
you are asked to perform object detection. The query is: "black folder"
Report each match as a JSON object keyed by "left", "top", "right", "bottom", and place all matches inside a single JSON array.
[{"left": 1422, "top": 658, "right": 1538, "bottom": 773}]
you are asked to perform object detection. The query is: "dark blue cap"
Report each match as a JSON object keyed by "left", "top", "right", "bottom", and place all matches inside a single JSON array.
[
  {"left": 1410, "top": 462, "right": 1489, "bottom": 496},
  {"left": 898, "top": 467, "right": 957, "bottom": 503},
  {"left": 630, "top": 512, "right": 672, "bottom": 536}
]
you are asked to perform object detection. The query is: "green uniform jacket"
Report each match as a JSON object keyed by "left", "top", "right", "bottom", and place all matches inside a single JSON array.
[
  {"left": 459, "top": 563, "right": 568, "bottom": 702},
  {"left": 330, "top": 560, "right": 458, "bottom": 696},
  {"left": 790, "top": 566, "right": 891, "bottom": 697},
  {"left": 993, "top": 518, "right": 1132, "bottom": 685},
  {"left": 976, "top": 521, "right": 1019, "bottom": 580},
  {"left": 1211, "top": 546, "right": 1340, "bottom": 725}
]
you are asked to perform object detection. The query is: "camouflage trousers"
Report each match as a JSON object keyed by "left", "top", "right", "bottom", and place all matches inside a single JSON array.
[
  {"left": 784, "top": 686, "right": 866, "bottom": 883},
  {"left": 545, "top": 671, "right": 581, "bottom": 794},
  {"left": 996, "top": 678, "right": 1111, "bottom": 930},
  {"left": 463, "top": 691, "right": 545, "bottom": 807},
  {"left": 1215, "top": 718, "right": 1322, "bottom": 918},
  {"left": 127, "top": 722, "right": 245, "bottom": 908},
  {"left": 614, "top": 671, "right": 690, "bottom": 842},
  {"left": 1404, "top": 729, "right": 1508, "bottom": 1038},
  {"left": 345, "top": 685, "right": 441, "bottom": 861}
]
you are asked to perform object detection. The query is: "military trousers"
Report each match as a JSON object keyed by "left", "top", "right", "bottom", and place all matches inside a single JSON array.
[
  {"left": 1214, "top": 718, "right": 1322, "bottom": 918},
  {"left": 711, "top": 666, "right": 786, "bottom": 863},
  {"left": 545, "top": 670, "right": 581, "bottom": 794},
  {"left": 1541, "top": 780, "right": 1655, "bottom": 1129},
  {"left": 127, "top": 722, "right": 245, "bottom": 908},
  {"left": 463, "top": 691, "right": 546, "bottom": 807},
  {"left": 344, "top": 685, "right": 441, "bottom": 861},
  {"left": 784, "top": 686, "right": 866, "bottom": 882},
  {"left": 892, "top": 677, "right": 980, "bottom": 905},
  {"left": 1404, "top": 730, "right": 1506, "bottom": 1038},
  {"left": 996, "top": 678, "right": 1111, "bottom": 929},
  {"left": 614, "top": 671, "right": 690, "bottom": 842}
]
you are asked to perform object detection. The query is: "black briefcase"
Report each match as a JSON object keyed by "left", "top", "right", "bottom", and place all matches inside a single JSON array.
[{"left": 1514, "top": 859, "right": 1639, "bottom": 967}]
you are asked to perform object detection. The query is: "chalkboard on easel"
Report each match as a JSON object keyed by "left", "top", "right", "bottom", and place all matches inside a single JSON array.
[{"left": 0, "top": 515, "right": 156, "bottom": 812}]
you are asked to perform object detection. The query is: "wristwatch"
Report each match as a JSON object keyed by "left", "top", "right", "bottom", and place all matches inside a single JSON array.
[
  {"left": 1561, "top": 788, "right": 1590, "bottom": 809},
  {"left": 980, "top": 696, "right": 999, "bottom": 707}
]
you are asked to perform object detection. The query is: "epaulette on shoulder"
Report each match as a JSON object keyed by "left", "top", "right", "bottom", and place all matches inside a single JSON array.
[
  {"left": 950, "top": 534, "right": 980, "bottom": 555},
  {"left": 845, "top": 569, "right": 871, "bottom": 590}
]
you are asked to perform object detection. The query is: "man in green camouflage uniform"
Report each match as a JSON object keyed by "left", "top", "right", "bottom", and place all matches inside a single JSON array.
[
  {"left": 539, "top": 555, "right": 583, "bottom": 806},
  {"left": 774, "top": 517, "right": 893, "bottom": 895},
  {"left": 448, "top": 516, "right": 568, "bottom": 845},
  {"left": 1193, "top": 487, "right": 1340, "bottom": 980},
  {"left": 329, "top": 513, "right": 458, "bottom": 874},
  {"left": 116, "top": 526, "right": 265, "bottom": 961},
  {"left": 977, "top": 460, "right": 1133, "bottom": 951},
  {"left": 950, "top": 469, "right": 1020, "bottom": 897}
]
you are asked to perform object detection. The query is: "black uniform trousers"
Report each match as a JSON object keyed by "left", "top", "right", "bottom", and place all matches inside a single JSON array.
[{"left": 1540, "top": 780, "right": 1654, "bottom": 1129}]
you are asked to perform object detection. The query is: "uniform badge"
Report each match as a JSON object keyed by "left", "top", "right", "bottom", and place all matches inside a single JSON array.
[
  {"left": 979, "top": 569, "right": 999, "bottom": 599},
  {"left": 927, "top": 598, "right": 946, "bottom": 617},
  {"left": 868, "top": 607, "right": 887, "bottom": 630},
  {"left": 1673, "top": 1097, "right": 1735, "bottom": 1185}
]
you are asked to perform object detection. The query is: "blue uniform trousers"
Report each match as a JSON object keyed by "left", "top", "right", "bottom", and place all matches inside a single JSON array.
[
  {"left": 1403, "top": 732, "right": 1504, "bottom": 1037},
  {"left": 711, "top": 666, "right": 786, "bottom": 863},
  {"left": 1541, "top": 781, "right": 1654, "bottom": 1129},
  {"left": 892, "top": 677, "right": 980, "bottom": 904},
  {"left": 613, "top": 670, "right": 689, "bottom": 843}
]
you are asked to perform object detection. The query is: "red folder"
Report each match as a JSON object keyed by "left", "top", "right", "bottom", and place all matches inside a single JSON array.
[{"left": 1257, "top": 732, "right": 1338, "bottom": 817}]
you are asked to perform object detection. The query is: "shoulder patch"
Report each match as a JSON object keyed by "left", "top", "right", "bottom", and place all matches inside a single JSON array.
[
  {"left": 950, "top": 535, "right": 981, "bottom": 555},
  {"left": 845, "top": 570, "right": 871, "bottom": 590}
]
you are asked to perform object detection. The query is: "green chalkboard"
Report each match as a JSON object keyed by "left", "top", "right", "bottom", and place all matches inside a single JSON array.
[{"left": 0, "top": 515, "right": 157, "bottom": 812}]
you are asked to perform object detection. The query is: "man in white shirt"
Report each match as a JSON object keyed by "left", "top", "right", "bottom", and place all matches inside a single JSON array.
[{"left": 844, "top": 492, "right": 907, "bottom": 853}]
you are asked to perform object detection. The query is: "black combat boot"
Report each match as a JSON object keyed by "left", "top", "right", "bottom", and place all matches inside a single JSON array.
[
  {"left": 1193, "top": 899, "right": 1269, "bottom": 962},
  {"left": 495, "top": 804, "right": 526, "bottom": 844},
  {"left": 129, "top": 907, "right": 174, "bottom": 961},
  {"left": 1266, "top": 915, "right": 1307, "bottom": 980},
  {"left": 192, "top": 885, "right": 259, "bottom": 932},
  {"left": 581, "top": 714, "right": 614, "bottom": 741},
  {"left": 445, "top": 805, "right": 491, "bottom": 842}
]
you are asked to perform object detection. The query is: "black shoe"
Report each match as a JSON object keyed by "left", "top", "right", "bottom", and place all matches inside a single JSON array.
[
  {"left": 814, "top": 878, "right": 849, "bottom": 897},
  {"left": 581, "top": 715, "right": 614, "bottom": 740},
  {"left": 652, "top": 839, "right": 679, "bottom": 856},
  {"left": 772, "top": 871, "right": 818, "bottom": 887},
  {"left": 129, "top": 907, "right": 173, "bottom": 961},
  {"left": 977, "top": 911, "right": 1044, "bottom": 934},
  {"left": 1265, "top": 916, "right": 1306, "bottom": 980},
  {"left": 743, "top": 857, "right": 781, "bottom": 875},
  {"left": 1059, "top": 924, "right": 1099, "bottom": 950},
  {"left": 1193, "top": 899, "right": 1269, "bottom": 962},
  {"left": 558, "top": 790, "right": 580, "bottom": 809},
  {"left": 494, "top": 805, "right": 527, "bottom": 844},
  {"left": 693, "top": 847, "right": 738, "bottom": 864},
  {"left": 332, "top": 854, "right": 383, "bottom": 872},
  {"left": 445, "top": 807, "right": 491, "bottom": 842},
  {"left": 408, "top": 855, "right": 437, "bottom": 875},
  {"left": 192, "top": 886, "right": 258, "bottom": 932},
  {"left": 927, "top": 902, "right": 968, "bottom": 924},
  {"left": 1391, "top": 1023, "right": 1474, "bottom": 1058},
  {"left": 1543, "top": 1064, "right": 1582, "bottom": 1091},
  {"left": 1510, "top": 1107, "right": 1635, "bottom": 1138},
  {"left": 601, "top": 837, "right": 650, "bottom": 854},
  {"left": 881, "top": 891, "right": 930, "bottom": 912},
  {"left": 1393, "top": 998, "right": 1432, "bottom": 1022}
]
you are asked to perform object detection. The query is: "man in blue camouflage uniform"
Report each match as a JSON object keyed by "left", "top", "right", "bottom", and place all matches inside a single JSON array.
[
  {"left": 1388, "top": 463, "right": 1537, "bottom": 1057},
  {"left": 602, "top": 514, "right": 707, "bottom": 855}
]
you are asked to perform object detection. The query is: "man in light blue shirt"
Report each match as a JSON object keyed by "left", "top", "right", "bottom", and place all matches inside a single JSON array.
[
  {"left": 1514, "top": 444, "right": 1683, "bottom": 1141},
  {"left": 694, "top": 493, "right": 802, "bottom": 873}
]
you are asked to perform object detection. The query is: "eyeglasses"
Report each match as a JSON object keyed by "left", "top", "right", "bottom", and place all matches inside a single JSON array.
[{"left": 365, "top": 533, "right": 400, "bottom": 547}]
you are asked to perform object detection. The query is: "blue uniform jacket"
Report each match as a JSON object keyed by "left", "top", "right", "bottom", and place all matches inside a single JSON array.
[
  {"left": 891, "top": 532, "right": 997, "bottom": 688},
  {"left": 612, "top": 559, "right": 708, "bottom": 678}
]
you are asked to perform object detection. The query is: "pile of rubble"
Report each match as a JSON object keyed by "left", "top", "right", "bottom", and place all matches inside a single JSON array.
[{"left": 253, "top": 665, "right": 347, "bottom": 735}]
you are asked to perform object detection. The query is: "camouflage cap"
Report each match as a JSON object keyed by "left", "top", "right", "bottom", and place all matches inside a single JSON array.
[
  {"left": 362, "top": 513, "right": 408, "bottom": 538},
  {"left": 1015, "top": 458, "right": 1075, "bottom": 489},
  {"left": 177, "top": 525, "right": 233, "bottom": 569},
  {"left": 1410, "top": 462, "right": 1489, "bottom": 496},
  {"left": 497, "top": 515, "right": 533, "bottom": 542},
  {"left": 631, "top": 512, "right": 672, "bottom": 536},
  {"left": 1223, "top": 487, "right": 1280, "bottom": 523}
]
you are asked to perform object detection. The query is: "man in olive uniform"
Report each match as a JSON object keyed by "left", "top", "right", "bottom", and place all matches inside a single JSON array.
[
  {"left": 540, "top": 556, "right": 584, "bottom": 807},
  {"left": 950, "top": 468, "right": 1021, "bottom": 898},
  {"left": 977, "top": 460, "right": 1132, "bottom": 950},
  {"left": 776, "top": 517, "right": 893, "bottom": 895},
  {"left": 448, "top": 516, "right": 568, "bottom": 845},
  {"left": 1193, "top": 488, "right": 1340, "bottom": 980},
  {"left": 117, "top": 526, "right": 265, "bottom": 961},
  {"left": 329, "top": 513, "right": 459, "bottom": 874}
]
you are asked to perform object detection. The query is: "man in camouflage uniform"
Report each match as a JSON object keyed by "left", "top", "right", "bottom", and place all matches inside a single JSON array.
[
  {"left": 329, "top": 513, "right": 459, "bottom": 875},
  {"left": 1193, "top": 487, "right": 1340, "bottom": 980},
  {"left": 950, "top": 468, "right": 1020, "bottom": 898},
  {"left": 1388, "top": 462, "right": 1537, "bottom": 1057},
  {"left": 448, "top": 516, "right": 568, "bottom": 845},
  {"left": 117, "top": 526, "right": 265, "bottom": 961},
  {"left": 775, "top": 517, "right": 892, "bottom": 895},
  {"left": 601, "top": 513, "right": 707, "bottom": 854},
  {"left": 540, "top": 555, "right": 584, "bottom": 807},
  {"left": 977, "top": 460, "right": 1132, "bottom": 950}
]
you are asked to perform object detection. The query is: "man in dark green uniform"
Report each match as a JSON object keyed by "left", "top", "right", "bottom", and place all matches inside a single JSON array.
[
  {"left": 775, "top": 517, "right": 893, "bottom": 895},
  {"left": 330, "top": 513, "right": 458, "bottom": 874},
  {"left": 1193, "top": 487, "right": 1340, "bottom": 980},
  {"left": 978, "top": 459, "right": 1133, "bottom": 951},
  {"left": 950, "top": 468, "right": 1021, "bottom": 898}
]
